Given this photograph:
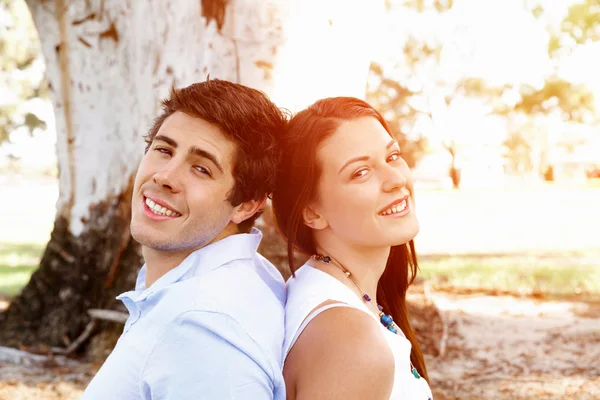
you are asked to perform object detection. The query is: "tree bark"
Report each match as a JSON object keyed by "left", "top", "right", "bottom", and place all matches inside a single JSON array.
[{"left": 0, "top": 0, "right": 285, "bottom": 349}]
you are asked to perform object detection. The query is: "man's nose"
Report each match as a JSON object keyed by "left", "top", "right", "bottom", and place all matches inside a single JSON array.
[{"left": 152, "top": 162, "right": 182, "bottom": 193}]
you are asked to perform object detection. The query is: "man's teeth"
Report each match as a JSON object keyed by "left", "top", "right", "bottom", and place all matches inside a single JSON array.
[
  {"left": 380, "top": 200, "right": 407, "bottom": 215},
  {"left": 145, "top": 197, "right": 180, "bottom": 217}
]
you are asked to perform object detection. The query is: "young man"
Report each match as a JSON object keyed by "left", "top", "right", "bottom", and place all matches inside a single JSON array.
[{"left": 82, "top": 79, "right": 287, "bottom": 399}]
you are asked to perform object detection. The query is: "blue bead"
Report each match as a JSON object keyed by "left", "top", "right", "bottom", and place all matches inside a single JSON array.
[
  {"left": 387, "top": 326, "right": 397, "bottom": 333},
  {"left": 363, "top": 294, "right": 371, "bottom": 302},
  {"left": 323, "top": 256, "right": 330, "bottom": 263},
  {"left": 412, "top": 367, "right": 421, "bottom": 379},
  {"left": 381, "top": 314, "right": 393, "bottom": 326}
]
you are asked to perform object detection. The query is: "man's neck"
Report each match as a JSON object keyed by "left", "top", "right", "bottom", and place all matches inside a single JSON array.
[
  {"left": 142, "top": 247, "right": 192, "bottom": 288},
  {"left": 141, "top": 223, "right": 242, "bottom": 288}
]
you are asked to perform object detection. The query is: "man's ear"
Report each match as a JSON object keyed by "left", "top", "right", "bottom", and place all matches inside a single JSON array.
[
  {"left": 302, "top": 205, "right": 328, "bottom": 230},
  {"left": 230, "top": 195, "right": 267, "bottom": 225}
]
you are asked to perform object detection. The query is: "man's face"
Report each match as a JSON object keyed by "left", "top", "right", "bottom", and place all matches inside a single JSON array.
[{"left": 130, "top": 111, "right": 240, "bottom": 254}]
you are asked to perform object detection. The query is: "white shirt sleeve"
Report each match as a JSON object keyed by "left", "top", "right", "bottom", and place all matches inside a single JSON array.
[{"left": 140, "top": 310, "right": 275, "bottom": 400}]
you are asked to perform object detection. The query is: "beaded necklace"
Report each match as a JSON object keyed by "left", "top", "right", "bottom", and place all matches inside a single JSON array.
[{"left": 313, "top": 253, "right": 423, "bottom": 381}]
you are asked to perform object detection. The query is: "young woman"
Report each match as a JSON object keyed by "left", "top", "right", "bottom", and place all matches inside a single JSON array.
[{"left": 272, "top": 97, "right": 432, "bottom": 400}]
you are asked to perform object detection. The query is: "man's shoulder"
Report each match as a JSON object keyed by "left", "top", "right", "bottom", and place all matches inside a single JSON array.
[
  {"left": 191, "top": 255, "right": 285, "bottom": 316},
  {"left": 160, "top": 257, "right": 285, "bottom": 368}
]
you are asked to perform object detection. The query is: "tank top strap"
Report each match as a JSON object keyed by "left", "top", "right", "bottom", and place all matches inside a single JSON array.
[{"left": 283, "top": 264, "right": 380, "bottom": 359}]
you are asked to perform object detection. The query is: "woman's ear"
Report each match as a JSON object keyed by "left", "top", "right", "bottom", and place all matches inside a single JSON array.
[{"left": 303, "top": 205, "right": 328, "bottom": 230}]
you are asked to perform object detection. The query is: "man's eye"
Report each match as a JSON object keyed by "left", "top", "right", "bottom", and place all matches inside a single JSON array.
[{"left": 154, "top": 147, "right": 171, "bottom": 155}]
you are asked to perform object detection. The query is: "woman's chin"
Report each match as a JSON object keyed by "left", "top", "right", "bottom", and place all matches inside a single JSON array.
[{"left": 388, "top": 224, "right": 420, "bottom": 246}]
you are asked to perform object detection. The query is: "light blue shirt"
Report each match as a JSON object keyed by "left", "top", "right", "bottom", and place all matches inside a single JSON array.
[{"left": 82, "top": 228, "right": 286, "bottom": 400}]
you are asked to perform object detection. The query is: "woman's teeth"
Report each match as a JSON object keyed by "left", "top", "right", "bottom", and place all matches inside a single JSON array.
[
  {"left": 145, "top": 197, "right": 180, "bottom": 217},
  {"left": 379, "top": 199, "right": 407, "bottom": 216}
]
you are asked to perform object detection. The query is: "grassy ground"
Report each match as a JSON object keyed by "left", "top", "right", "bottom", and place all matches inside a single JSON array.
[
  {"left": 419, "top": 250, "right": 600, "bottom": 297},
  {"left": 0, "top": 178, "right": 599, "bottom": 299},
  {"left": 0, "top": 243, "right": 41, "bottom": 297}
]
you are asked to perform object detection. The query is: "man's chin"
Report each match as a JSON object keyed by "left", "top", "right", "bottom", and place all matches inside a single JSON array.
[{"left": 130, "top": 225, "right": 166, "bottom": 250}]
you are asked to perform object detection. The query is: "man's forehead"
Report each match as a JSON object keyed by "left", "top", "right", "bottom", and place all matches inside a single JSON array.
[{"left": 158, "top": 112, "right": 236, "bottom": 159}]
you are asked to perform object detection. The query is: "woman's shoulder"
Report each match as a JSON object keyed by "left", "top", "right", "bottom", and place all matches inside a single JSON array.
[
  {"left": 285, "top": 305, "right": 395, "bottom": 399},
  {"left": 286, "top": 264, "right": 364, "bottom": 306}
]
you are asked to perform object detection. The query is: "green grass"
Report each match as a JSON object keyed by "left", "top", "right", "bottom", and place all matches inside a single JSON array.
[
  {"left": 419, "top": 254, "right": 600, "bottom": 297},
  {"left": 0, "top": 243, "right": 43, "bottom": 297},
  {"left": 2, "top": 241, "right": 598, "bottom": 300},
  {"left": 0, "top": 265, "right": 37, "bottom": 297}
]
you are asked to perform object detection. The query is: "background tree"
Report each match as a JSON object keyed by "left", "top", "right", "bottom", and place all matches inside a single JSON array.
[
  {"left": 504, "top": 0, "right": 600, "bottom": 178},
  {"left": 0, "top": 0, "right": 47, "bottom": 144}
]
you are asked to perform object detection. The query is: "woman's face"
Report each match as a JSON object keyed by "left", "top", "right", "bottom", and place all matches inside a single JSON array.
[{"left": 309, "top": 116, "right": 419, "bottom": 248}]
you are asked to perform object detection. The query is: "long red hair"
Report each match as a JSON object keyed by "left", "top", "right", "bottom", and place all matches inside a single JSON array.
[{"left": 271, "top": 97, "right": 429, "bottom": 380}]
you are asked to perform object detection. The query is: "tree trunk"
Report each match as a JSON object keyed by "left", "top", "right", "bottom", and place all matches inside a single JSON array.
[
  {"left": 0, "top": 0, "right": 382, "bottom": 351},
  {"left": 0, "top": 0, "right": 285, "bottom": 349}
]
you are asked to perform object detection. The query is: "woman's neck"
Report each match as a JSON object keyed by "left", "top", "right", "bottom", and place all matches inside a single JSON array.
[{"left": 312, "top": 234, "right": 390, "bottom": 304}]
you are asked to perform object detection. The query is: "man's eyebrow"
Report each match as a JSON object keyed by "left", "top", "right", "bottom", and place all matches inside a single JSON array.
[
  {"left": 153, "top": 135, "right": 178, "bottom": 148},
  {"left": 154, "top": 135, "right": 224, "bottom": 174},
  {"left": 189, "top": 146, "right": 224, "bottom": 174}
]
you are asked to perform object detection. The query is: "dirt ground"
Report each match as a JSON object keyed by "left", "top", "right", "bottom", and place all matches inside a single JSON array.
[
  {"left": 424, "top": 288, "right": 600, "bottom": 399},
  {"left": 1, "top": 286, "right": 598, "bottom": 400}
]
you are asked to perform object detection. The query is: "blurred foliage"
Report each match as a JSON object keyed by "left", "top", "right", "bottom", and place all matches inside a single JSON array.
[
  {"left": 552, "top": 0, "right": 600, "bottom": 56},
  {"left": 367, "top": 0, "right": 502, "bottom": 171},
  {"left": 0, "top": 0, "right": 47, "bottom": 144},
  {"left": 507, "top": 1, "right": 600, "bottom": 176},
  {"left": 368, "top": 0, "right": 599, "bottom": 179},
  {"left": 531, "top": 0, "right": 600, "bottom": 57},
  {"left": 366, "top": 62, "right": 426, "bottom": 168},
  {"left": 395, "top": 0, "right": 454, "bottom": 13},
  {"left": 515, "top": 78, "right": 595, "bottom": 123}
]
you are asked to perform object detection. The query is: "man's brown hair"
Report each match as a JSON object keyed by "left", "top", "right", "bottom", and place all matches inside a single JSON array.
[{"left": 145, "top": 78, "right": 287, "bottom": 232}]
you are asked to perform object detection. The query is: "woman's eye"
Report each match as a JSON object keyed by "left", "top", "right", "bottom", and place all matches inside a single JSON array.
[
  {"left": 387, "top": 152, "right": 401, "bottom": 162},
  {"left": 352, "top": 168, "right": 369, "bottom": 179}
]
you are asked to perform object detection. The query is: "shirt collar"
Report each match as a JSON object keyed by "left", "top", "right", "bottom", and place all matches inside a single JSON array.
[{"left": 118, "top": 228, "right": 263, "bottom": 303}]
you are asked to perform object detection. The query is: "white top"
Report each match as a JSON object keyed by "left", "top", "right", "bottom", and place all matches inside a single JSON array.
[
  {"left": 83, "top": 228, "right": 285, "bottom": 400},
  {"left": 284, "top": 263, "right": 433, "bottom": 400}
]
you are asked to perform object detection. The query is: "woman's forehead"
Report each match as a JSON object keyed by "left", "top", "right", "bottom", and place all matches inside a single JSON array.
[{"left": 317, "top": 117, "right": 392, "bottom": 167}]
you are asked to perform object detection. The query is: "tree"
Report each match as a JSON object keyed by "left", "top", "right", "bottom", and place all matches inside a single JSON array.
[
  {"left": 502, "top": 0, "right": 600, "bottom": 178},
  {"left": 367, "top": 0, "right": 499, "bottom": 185},
  {"left": 0, "top": 0, "right": 380, "bottom": 351},
  {"left": 546, "top": 0, "right": 600, "bottom": 57},
  {"left": 366, "top": 62, "right": 426, "bottom": 168},
  {"left": 0, "top": 0, "right": 47, "bottom": 143}
]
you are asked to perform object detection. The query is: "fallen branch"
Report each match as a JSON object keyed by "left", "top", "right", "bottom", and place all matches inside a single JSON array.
[
  {"left": 51, "top": 320, "right": 97, "bottom": 355},
  {"left": 0, "top": 346, "right": 77, "bottom": 367},
  {"left": 50, "top": 308, "right": 127, "bottom": 355},
  {"left": 87, "top": 308, "right": 128, "bottom": 324}
]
